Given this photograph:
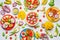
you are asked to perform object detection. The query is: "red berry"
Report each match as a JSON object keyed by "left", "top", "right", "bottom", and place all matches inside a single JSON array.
[
  {"left": 37, "top": 10, "right": 40, "bottom": 12},
  {"left": 15, "top": 16, "right": 17, "bottom": 18},
  {"left": 39, "top": 19, "right": 42, "bottom": 22},
  {"left": 14, "top": 34, "right": 17, "bottom": 36},
  {"left": 20, "top": 7, "right": 22, "bottom": 9},
  {"left": 43, "top": 15, "right": 45, "bottom": 18},
  {"left": 6, "top": 31, "right": 8, "bottom": 34},
  {"left": 40, "top": 29, "right": 43, "bottom": 32},
  {"left": 10, "top": 37, "right": 12, "bottom": 39}
]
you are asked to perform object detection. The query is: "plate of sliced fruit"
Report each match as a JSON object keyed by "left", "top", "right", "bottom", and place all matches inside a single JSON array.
[
  {"left": 20, "top": 28, "right": 35, "bottom": 40},
  {"left": 1, "top": 14, "right": 15, "bottom": 31},
  {"left": 26, "top": 12, "right": 38, "bottom": 26},
  {"left": 46, "top": 7, "right": 60, "bottom": 22},
  {"left": 24, "top": 0, "right": 40, "bottom": 10}
]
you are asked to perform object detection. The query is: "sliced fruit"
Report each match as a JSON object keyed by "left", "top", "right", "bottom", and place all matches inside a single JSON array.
[
  {"left": 26, "top": 12, "right": 38, "bottom": 26},
  {"left": 1, "top": 14, "right": 15, "bottom": 31},
  {"left": 12, "top": 8, "right": 19, "bottom": 15},
  {"left": 35, "top": 31, "right": 40, "bottom": 39},
  {"left": 18, "top": 10, "right": 26, "bottom": 20},
  {"left": 46, "top": 7, "right": 60, "bottom": 22},
  {"left": 26, "top": 29, "right": 34, "bottom": 37},
  {"left": 42, "top": 0, "right": 48, "bottom": 5},
  {"left": 42, "top": 21, "right": 54, "bottom": 30},
  {"left": 4, "top": 0, "right": 11, "bottom": 4},
  {"left": 24, "top": 0, "right": 40, "bottom": 10}
]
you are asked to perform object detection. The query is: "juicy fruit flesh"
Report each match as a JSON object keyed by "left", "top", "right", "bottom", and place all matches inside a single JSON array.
[
  {"left": 26, "top": 12, "right": 38, "bottom": 26},
  {"left": 1, "top": 15, "right": 15, "bottom": 30},
  {"left": 25, "top": 0, "right": 40, "bottom": 10},
  {"left": 18, "top": 10, "right": 26, "bottom": 20}
]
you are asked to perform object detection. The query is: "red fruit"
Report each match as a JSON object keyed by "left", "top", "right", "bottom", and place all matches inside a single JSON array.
[
  {"left": 14, "top": 34, "right": 17, "bottom": 36},
  {"left": 43, "top": 15, "right": 45, "bottom": 18},
  {"left": 10, "top": 37, "right": 12, "bottom": 39},
  {"left": 32, "top": 0, "right": 38, "bottom": 5},
  {"left": 39, "top": 19, "right": 42, "bottom": 22},
  {"left": 29, "top": 31, "right": 33, "bottom": 37},
  {"left": 20, "top": 7, "right": 22, "bottom": 9},
  {"left": 27, "top": 0, "right": 32, "bottom": 2},
  {"left": 41, "top": 33, "right": 45, "bottom": 37},
  {"left": 6, "top": 31, "right": 8, "bottom": 34},
  {"left": 40, "top": 29, "right": 43, "bottom": 32},
  {"left": 37, "top": 10, "right": 40, "bottom": 12}
]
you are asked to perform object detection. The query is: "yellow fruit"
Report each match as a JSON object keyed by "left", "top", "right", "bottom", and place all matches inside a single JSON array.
[
  {"left": 4, "top": 0, "right": 11, "bottom": 4},
  {"left": 42, "top": 0, "right": 48, "bottom": 5},
  {"left": 35, "top": 31, "right": 40, "bottom": 39},
  {"left": 46, "top": 7, "right": 60, "bottom": 22},
  {"left": 4, "top": 2, "right": 11, "bottom": 4},
  {"left": 13, "top": 8, "right": 19, "bottom": 15},
  {"left": 6, "top": 0, "right": 11, "bottom": 1},
  {"left": 17, "top": 10, "right": 26, "bottom": 20},
  {"left": 42, "top": 21, "right": 54, "bottom": 30}
]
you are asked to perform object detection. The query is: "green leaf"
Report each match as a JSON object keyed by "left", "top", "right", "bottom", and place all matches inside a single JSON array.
[
  {"left": 16, "top": 1, "right": 21, "bottom": 5},
  {"left": 55, "top": 27, "right": 59, "bottom": 36},
  {"left": 50, "top": 35, "right": 53, "bottom": 38},
  {"left": 22, "top": 24, "right": 27, "bottom": 28},
  {"left": 45, "top": 30, "right": 48, "bottom": 34},
  {"left": 5, "top": 35, "right": 8, "bottom": 39},
  {"left": 10, "top": 31, "right": 16, "bottom": 36},
  {"left": 0, "top": 2, "right": 3, "bottom": 7},
  {"left": 56, "top": 27, "right": 58, "bottom": 34},
  {"left": 24, "top": 7, "right": 28, "bottom": 12},
  {"left": 2, "top": 32, "right": 5, "bottom": 37},
  {"left": 15, "top": 37, "right": 17, "bottom": 40},
  {"left": 59, "top": 33, "right": 60, "bottom": 36},
  {"left": 56, "top": 23, "right": 60, "bottom": 27}
]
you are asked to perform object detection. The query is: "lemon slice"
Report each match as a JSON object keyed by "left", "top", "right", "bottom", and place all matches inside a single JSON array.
[
  {"left": 13, "top": 8, "right": 19, "bottom": 15},
  {"left": 18, "top": 10, "right": 26, "bottom": 20}
]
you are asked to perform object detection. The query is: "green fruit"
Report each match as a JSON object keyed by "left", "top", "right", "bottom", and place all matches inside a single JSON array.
[
  {"left": 49, "top": 2, "right": 54, "bottom": 6},
  {"left": 50, "top": 0, "right": 54, "bottom": 2},
  {"left": 49, "top": 0, "right": 54, "bottom": 6}
]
